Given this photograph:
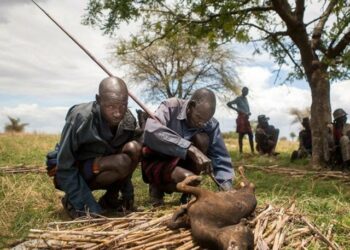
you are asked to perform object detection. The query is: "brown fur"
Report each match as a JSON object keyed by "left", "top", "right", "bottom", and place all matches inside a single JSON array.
[{"left": 168, "top": 168, "right": 256, "bottom": 250}]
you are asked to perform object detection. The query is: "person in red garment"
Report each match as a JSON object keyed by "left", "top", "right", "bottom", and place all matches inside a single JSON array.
[
  {"left": 141, "top": 88, "right": 234, "bottom": 206},
  {"left": 227, "top": 87, "right": 254, "bottom": 154}
]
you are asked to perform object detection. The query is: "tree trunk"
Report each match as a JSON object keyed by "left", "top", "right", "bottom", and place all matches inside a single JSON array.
[{"left": 309, "top": 67, "right": 332, "bottom": 168}]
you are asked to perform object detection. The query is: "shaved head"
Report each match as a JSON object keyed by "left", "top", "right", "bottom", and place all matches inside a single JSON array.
[
  {"left": 187, "top": 88, "right": 216, "bottom": 128},
  {"left": 99, "top": 76, "right": 128, "bottom": 97},
  {"left": 96, "top": 77, "right": 129, "bottom": 129},
  {"left": 190, "top": 88, "right": 216, "bottom": 116}
]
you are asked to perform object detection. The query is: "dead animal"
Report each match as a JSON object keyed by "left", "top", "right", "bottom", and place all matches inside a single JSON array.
[{"left": 168, "top": 167, "right": 256, "bottom": 250}]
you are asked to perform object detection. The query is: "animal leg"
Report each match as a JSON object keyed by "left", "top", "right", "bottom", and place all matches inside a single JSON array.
[{"left": 176, "top": 175, "right": 210, "bottom": 198}]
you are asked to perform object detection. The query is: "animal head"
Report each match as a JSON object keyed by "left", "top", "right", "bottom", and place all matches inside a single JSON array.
[
  {"left": 218, "top": 223, "right": 254, "bottom": 250},
  {"left": 239, "top": 181, "right": 255, "bottom": 193}
]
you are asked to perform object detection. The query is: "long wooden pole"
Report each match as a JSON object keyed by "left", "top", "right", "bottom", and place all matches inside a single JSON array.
[
  {"left": 31, "top": 0, "right": 225, "bottom": 190},
  {"left": 31, "top": 0, "right": 156, "bottom": 119}
]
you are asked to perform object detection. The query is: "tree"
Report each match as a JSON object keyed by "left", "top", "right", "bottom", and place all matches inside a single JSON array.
[
  {"left": 84, "top": 0, "right": 350, "bottom": 167},
  {"left": 289, "top": 107, "right": 311, "bottom": 125},
  {"left": 114, "top": 32, "right": 240, "bottom": 103},
  {"left": 290, "top": 132, "right": 296, "bottom": 141},
  {"left": 4, "top": 116, "right": 28, "bottom": 133}
]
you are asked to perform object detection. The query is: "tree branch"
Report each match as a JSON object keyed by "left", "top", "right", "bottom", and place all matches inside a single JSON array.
[
  {"left": 295, "top": 0, "right": 305, "bottom": 22},
  {"left": 327, "top": 29, "right": 350, "bottom": 59},
  {"left": 271, "top": 0, "right": 296, "bottom": 27},
  {"left": 311, "top": 0, "right": 337, "bottom": 51},
  {"left": 242, "top": 22, "right": 303, "bottom": 74},
  {"left": 243, "top": 22, "right": 288, "bottom": 37},
  {"left": 175, "top": 6, "right": 274, "bottom": 24}
]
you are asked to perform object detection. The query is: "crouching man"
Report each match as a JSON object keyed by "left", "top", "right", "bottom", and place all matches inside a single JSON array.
[
  {"left": 291, "top": 117, "right": 312, "bottom": 161},
  {"left": 330, "top": 108, "right": 350, "bottom": 170},
  {"left": 54, "top": 77, "right": 141, "bottom": 218},
  {"left": 255, "top": 115, "right": 279, "bottom": 156},
  {"left": 142, "top": 88, "right": 234, "bottom": 206}
]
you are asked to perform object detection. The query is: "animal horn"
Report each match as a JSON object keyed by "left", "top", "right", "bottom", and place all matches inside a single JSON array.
[{"left": 238, "top": 166, "right": 246, "bottom": 179}]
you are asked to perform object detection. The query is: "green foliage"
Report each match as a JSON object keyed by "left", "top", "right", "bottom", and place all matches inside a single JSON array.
[
  {"left": 114, "top": 31, "right": 241, "bottom": 102},
  {"left": 83, "top": 0, "right": 350, "bottom": 166},
  {"left": 83, "top": 0, "right": 350, "bottom": 83}
]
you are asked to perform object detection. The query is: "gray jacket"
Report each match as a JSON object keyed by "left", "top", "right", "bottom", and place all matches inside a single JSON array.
[
  {"left": 56, "top": 101, "right": 138, "bottom": 214},
  {"left": 144, "top": 98, "right": 234, "bottom": 182}
]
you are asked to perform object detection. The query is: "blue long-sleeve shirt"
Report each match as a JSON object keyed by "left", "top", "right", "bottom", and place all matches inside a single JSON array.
[
  {"left": 227, "top": 96, "right": 250, "bottom": 115},
  {"left": 144, "top": 98, "right": 234, "bottom": 182},
  {"left": 56, "top": 101, "right": 138, "bottom": 214}
]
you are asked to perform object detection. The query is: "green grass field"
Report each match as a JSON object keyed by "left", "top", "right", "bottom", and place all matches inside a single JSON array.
[{"left": 0, "top": 133, "right": 349, "bottom": 248}]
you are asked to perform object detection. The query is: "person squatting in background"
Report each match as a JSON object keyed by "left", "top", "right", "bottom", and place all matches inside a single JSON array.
[
  {"left": 255, "top": 115, "right": 279, "bottom": 156},
  {"left": 291, "top": 117, "right": 312, "bottom": 162},
  {"left": 329, "top": 108, "right": 350, "bottom": 170}
]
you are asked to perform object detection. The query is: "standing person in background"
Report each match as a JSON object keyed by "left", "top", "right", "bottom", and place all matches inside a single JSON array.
[
  {"left": 227, "top": 87, "right": 254, "bottom": 154},
  {"left": 142, "top": 88, "right": 234, "bottom": 206},
  {"left": 50, "top": 77, "right": 142, "bottom": 218}
]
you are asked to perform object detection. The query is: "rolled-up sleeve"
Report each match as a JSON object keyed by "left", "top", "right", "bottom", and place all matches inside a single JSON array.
[{"left": 144, "top": 103, "right": 191, "bottom": 159}]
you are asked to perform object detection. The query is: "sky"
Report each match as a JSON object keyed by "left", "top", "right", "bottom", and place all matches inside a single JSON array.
[{"left": 0, "top": 0, "right": 349, "bottom": 139}]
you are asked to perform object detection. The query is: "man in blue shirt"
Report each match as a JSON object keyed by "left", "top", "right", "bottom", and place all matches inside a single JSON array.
[
  {"left": 142, "top": 88, "right": 234, "bottom": 206},
  {"left": 55, "top": 77, "right": 142, "bottom": 218}
]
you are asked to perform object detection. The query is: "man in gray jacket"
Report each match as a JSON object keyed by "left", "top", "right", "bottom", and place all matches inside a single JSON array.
[
  {"left": 55, "top": 77, "right": 142, "bottom": 218},
  {"left": 142, "top": 88, "right": 234, "bottom": 206}
]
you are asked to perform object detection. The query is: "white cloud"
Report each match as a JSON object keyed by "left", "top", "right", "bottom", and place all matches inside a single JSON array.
[
  {"left": 0, "top": 0, "right": 115, "bottom": 99},
  {"left": 217, "top": 67, "right": 350, "bottom": 139},
  {"left": 0, "top": 104, "right": 67, "bottom": 133},
  {"left": 331, "top": 81, "right": 350, "bottom": 113},
  {"left": 0, "top": 0, "right": 349, "bottom": 142},
  {"left": 216, "top": 67, "right": 312, "bottom": 138}
]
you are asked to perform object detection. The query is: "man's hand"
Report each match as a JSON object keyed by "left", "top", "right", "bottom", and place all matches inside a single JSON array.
[{"left": 187, "top": 145, "right": 212, "bottom": 173}]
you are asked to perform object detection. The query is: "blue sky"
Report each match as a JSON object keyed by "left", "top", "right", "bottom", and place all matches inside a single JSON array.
[{"left": 0, "top": 0, "right": 349, "bottom": 139}]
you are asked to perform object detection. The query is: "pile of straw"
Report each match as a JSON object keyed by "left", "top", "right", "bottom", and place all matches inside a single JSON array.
[
  {"left": 22, "top": 203, "right": 341, "bottom": 250},
  {"left": 244, "top": 165, "right": 350, "bottom": 184}
]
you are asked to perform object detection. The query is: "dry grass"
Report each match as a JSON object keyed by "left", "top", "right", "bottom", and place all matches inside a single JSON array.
[{"left": 0, "top": 133, "right": 349, "bottom": 249}]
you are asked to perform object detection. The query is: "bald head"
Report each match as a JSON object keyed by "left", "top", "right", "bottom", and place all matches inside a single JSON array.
[
  {"left": 186, "top": 88, "right": 216, "bottom": 128},
  {"left": 96, "top": 77, "right": 129, "bottom": 129},
  {"left": 99, "top": 76, "right": 128, "bottom": 97},
  {"left": 190, "top": 88, "right": 216, "bottom": 116}
]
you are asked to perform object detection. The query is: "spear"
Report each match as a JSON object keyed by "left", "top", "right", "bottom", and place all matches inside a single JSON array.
[
  {"left": 31, "top": 0, "right": 224, "bottom": 191},
  {"left": 30, "top": 0, "right": 155, "bottom": 119}
]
